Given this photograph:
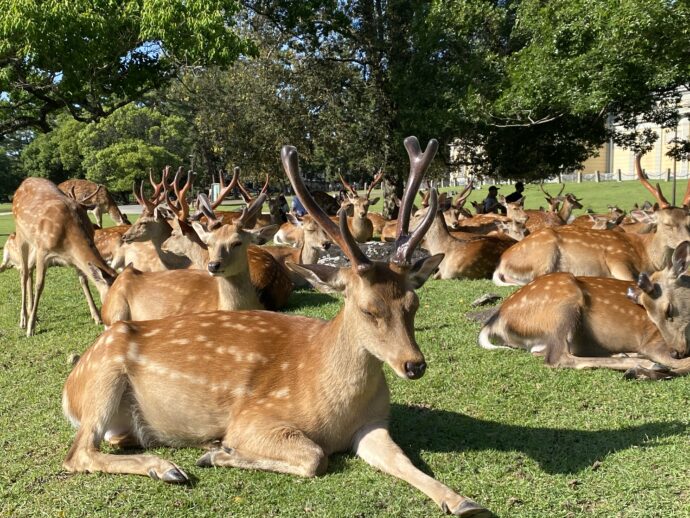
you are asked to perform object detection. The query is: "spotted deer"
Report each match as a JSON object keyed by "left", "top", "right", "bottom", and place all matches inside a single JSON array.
[
  {"left": 478, "top": 272, "right": 679, "bottom": 377},
  {"left": 12, "top": 178, "right": 117, "bottom": 336},
  {"left": 413, "top": 202, "right": 513, "bottom": 280},
  {"left": 58, "top": 179, "right": 130, "bottom": 227},
  {"left": 339, "top": 169, "right": 384, "bottom": 242},
  {"left": 61, "top": 138, "right": 490, "bottom": 517},
  {"left": 101, "top": 169, "right": 281, "bottom": 324},
  {"left": 493, "top": 153, "right": 690, "bottom": 286}
]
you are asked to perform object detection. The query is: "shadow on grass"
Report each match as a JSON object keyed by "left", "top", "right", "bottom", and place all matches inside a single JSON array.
[{"left": 390, "top": 403, "right": 686, "bottom": 475}]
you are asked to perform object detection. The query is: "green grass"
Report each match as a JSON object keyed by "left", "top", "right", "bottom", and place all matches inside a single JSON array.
[{"left": 1, "top": 182, "right": 690, "bottom": 517}]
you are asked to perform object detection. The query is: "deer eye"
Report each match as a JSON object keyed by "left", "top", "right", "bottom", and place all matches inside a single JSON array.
[
  {"left": 666, "top": 303, "right": 674, "bottom": 321},
  {"left": 360, "top": 308, "right": 377, "bottom": 320}
]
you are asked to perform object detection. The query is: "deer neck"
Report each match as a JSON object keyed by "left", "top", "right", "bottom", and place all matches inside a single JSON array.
[
  {"left": 107, "top": 203, "right": 127, "bottom": 226},
  {"left": 299, "top": 239, "right": 320, "bottom": 265},
  {"left": 557, "top": 202, "right": 574, "bottom": 223},
  {"left": 186, "top": 241, "right": 210, "bottom": 269},
  {"left": 216, "top": 262, "right": 262, "bottom": 310},
  {"left": 644, "top": 231, "right": 675, "bottom": 271},
  {"left": 422, "top": 213, "right": 454, "bottom": 255}
]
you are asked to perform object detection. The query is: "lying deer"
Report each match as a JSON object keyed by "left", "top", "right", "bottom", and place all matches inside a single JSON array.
[
  {"left": 339, "top": 169, "right": 385, "bottom": 242},
  {"left": 58, "top": 179, "right": 130, "bottom": 227},
  {"left": 481, "top": 242, "right": 690, "bottom": 379},
  {"left": 493, "top": 152, "right": 690, "bottom": 286},
  {"left": 61, "top": 138, "right": 489, "bottom": 517},
  {"left": 12, "top": 178, "right": 116, "bottom": 335},
  {"left": 101, "top": 169, "right": 280, "bottom": 324}
]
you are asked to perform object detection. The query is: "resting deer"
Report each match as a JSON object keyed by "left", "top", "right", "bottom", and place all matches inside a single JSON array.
[
  {"left": 12, "top": 178, "right": 117, "bottom": 336},
  {"left": 61, "top": 138, "right": 489, "bottom": 517},
  {"left": 263, "top": 214, "right": 332, "bottom": 287},
  {"left": 478, "top": 272, "right": 676, "bottom": 376},
  {"left": 339, "top": 169, "right": 385, "bottom": 242},
  {"left": 58, "top": 179, "right": 130, "bottom": 227},
  {"left": 101, "top": 169, "right": 280, "bottom": 324},
  {"left": 493, "top": 153, "right": 690, "bottom": 286}
]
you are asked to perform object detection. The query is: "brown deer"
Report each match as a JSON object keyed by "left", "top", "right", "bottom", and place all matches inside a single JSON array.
[
  {"left": 493, "top": 153, "right": 690, "bottom": 286},
  {"left": 339, "top": 169, "right": 385, "bottom": 242},
  {"left": 101, "top": 170, "right": 281, "bottom": 324},
  {"left": 478, "top": 272, "right": 680, "bottom": 377},
  {"left": 58, "top": 179, "right": 131, "bottom": 227},
  {"left": 61, "top": 138, "right": 489, "bottom": 517},
  {"left": 12, "top": 178, "right": 117, "bottom": 335}
]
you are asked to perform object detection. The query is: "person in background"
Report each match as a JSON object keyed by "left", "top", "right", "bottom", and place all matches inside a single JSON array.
[
  {"left": 481, "top": 185, "right": 506, "bottom": 214},
  {"left": 291, "top": 194, "right": 307, "bottom": 217},
  {"left": 505, "top": 181, "right": 525, "bottom": 203}
]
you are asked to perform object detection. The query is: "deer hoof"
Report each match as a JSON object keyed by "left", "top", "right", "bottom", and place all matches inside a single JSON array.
[
  {"left": 161, "top": 466, "right": 190, "bottom": 484},
  {"left": 443, "top": 499, "right": 492, "bottom": 517},
  {"left": 196, "top": 450, "right": 216, "bottom": 467},
  {"left": 650, "top": 363, "right": 671, "bottom": 373}
]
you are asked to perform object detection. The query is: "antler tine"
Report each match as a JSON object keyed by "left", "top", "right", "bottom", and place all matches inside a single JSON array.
[
  {"left": 557, "top": 183, "right": 565, "bottom": 197},
  {"left": 211, "top": 167, "right": 240, "bottom": 210},
  {"left": 539, "top": 182, "right": 552, "bottom": 200},
  {"left": 138, "top": 181, "right": 156, "bottom": 214},
  {"left": 237, "top": 176, "right": 270, "bottom": 229},
  {"left": 173, "top": 170, "right": 194, "bottom": 220},
  {"left": 196, "top": 193, "right": 222, "bottom": 229},
  {"left": 281, "top": 145, "right": 371, "bottom": 271},
  {"left": 366, "top": 168, "right": 385, "bottom": 198},
  {"left": 339, "top": 172, "right": 359, "bottom": 197},
  {"left": 78, "top": 184, "right": 102, "bottom": 203},
  {"left": 635, "top": 153, "right": 670, "bottom": 208},
  {"left": 395, "top": 136, "right": 439, "bottom": 251},
  {"left": 393, "top": 189, "right": 439, "bottom": 266},
  {"left": 453, "top": 180, "right": 473, "bottom": 208},
  {"left": 235, "top": 168, "right": 255, "bottom": 204},
  {"left": 421, "top": 190, "right": 430, "bottom": 208}
]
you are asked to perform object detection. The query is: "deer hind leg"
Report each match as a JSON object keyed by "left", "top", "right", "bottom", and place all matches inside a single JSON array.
[
  {"left": 354, "top": 424, "right": 490, "bottom": 517},
  {"left": 63, "top": 373, "right": 188, "bottom": 483},
  {"left": 76, "top": 271, "right": 102, "bottom": 325},
  {"left": 197, "top": 416, "right": 327, "bottom": 478},
  {"left": 25, "top": 249, "right": 48, "bottom": 336}
]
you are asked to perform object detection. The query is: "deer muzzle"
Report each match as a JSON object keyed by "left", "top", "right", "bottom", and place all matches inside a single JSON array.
[{"left": 404, "top": 360, "right": 427, "bottom": 380}]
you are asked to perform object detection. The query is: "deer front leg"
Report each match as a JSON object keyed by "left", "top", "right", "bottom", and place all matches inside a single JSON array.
[
  {"left": 354, "top": 424, "right": 490, "bottom": 517},
  {"left": 26, "top": 250, "right": 48, "bottom": 336},
  {"left": 76, "top": 272, "right": 102, "bottom": 324},
  {"left": 197, "top": 418, "right": 327, "bottom": 477}
]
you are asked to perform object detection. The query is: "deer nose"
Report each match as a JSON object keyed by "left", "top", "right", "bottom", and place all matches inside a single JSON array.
[
  {"left": 323, "top": 241, "right": 331, "bottom": 250},
  {"left": 671, "top": 350, "right": 682, "bottom": 360},
  {"left": 208, "top": 261, "right": 222, "bottom": 274},
  {"left": 404, "top": 361, "right": 426, "bottom": 380}
]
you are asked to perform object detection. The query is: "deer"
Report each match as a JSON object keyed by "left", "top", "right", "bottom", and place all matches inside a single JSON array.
[
  {"left": 58, "top": 179, "right": 131, "bottom": 227},
  {"left": 61, "top": 137, "right": 490, "bottom": 517},
  {"left": 101, "top": 168, "right": 282, "bottom": 324},
  {"left": 339, "top": 168, "right": 385, "bottom": 242},
  {"left": 492, "top": 153, "right": 690, "bottom": 287},
  {"left": 412, "top": 199, "right": 514, "bottom": 280},
  {"left": 517, "top": 186, "right": 583, "bottom": 232},
  {"left": 263, "top": 213, "right": 332, "bottom": 287},
  {"left": 478, "top": 271, "right": 680, "bottom": 378},
  {"left": 12, "top": 178, "right": 117, "bottom": 336}
]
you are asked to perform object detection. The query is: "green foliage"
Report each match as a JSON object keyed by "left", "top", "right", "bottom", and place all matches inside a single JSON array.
[{"left": 0, "top": 0, "right": 254, "bottom": 134}]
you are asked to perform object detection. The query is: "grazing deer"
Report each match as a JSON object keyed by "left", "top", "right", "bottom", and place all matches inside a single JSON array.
[
  {"left": 101, "top": 170, "right": 280, "bottom": 324},
  {"left": 12, "top": 178, "right": 117, "bottom": 335},
  {"left": 339, "top": 169, "right": 385, "bottom": 242},
  {"left": 263, "top": 214, "right": 332, "bottom": 287},
  {"left": 412, "top": 197, "right": 513, "bottom": 280},
  {"left": 58, "top": 179, "right": 130, "bottom": 227},
  {"left": 61, "top": 138, "right": 489, "bottom": 517},
  {"left": 478, "top": 272, "right": 680, "bottom": 377},
  {"left": 493, "top": 153, "right": 690, "bottom": 286}
]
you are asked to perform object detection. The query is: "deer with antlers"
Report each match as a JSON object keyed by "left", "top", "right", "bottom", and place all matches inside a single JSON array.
[
  {"left": 493, "top": 153, "right": 690, "bottom": 286},
  {"left": 101, "top": 168, "right": 282, "bottom": 324},
  {"left": 339, "top": 169, "right": 385, "bottom": 242},
  {"left": 12, "top": 178, "right": 117, "bottom": 336},
  {"left": 61, "top": 138, "right": 489, "bottom": 517},
  {"left": 58, "top": 179, "right": 131, "bottom": 227}
]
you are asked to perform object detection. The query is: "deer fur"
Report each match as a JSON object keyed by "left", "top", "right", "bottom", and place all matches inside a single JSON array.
[{"left": 58, "top": 179, "right": 130, "bottom": 227}]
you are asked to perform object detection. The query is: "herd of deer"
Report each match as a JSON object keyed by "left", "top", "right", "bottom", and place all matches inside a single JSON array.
[{"left": 3, "top": 135, "right": 690, "bottom": 516}]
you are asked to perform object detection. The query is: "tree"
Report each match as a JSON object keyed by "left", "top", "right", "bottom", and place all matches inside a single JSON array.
[{"left": 0, "top": 0, "right": 254, "bottom": 134}]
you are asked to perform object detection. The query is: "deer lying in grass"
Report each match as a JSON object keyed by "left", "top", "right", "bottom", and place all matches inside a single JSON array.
[
  {"left": 101, "top": 170, "right": 281, "bottom": 324},
  {"left": 58, "top": 179, "right": 130, "bottom": 227},
  {"left": 493, "top": 153, "right": 690, "bottom": 286},
  {"left": 339, "top": 169, "right": 384, "bottom": 242},
  {"left": 12, "top": 178, "right": 116, "bottom": 335},
  {"left": 481, "top": 242, "right": 690, "bottom": 379},
  {"left": 62, "top": 138, "right": 489, "bottom": 517}
]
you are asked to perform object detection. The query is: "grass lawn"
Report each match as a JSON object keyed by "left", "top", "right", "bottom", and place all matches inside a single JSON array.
[{"left": 1, "top": 181, "right": 690, "bottom": 516}]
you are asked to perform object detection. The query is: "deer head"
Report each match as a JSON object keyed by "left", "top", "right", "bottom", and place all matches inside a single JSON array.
[
  {"left": 339, "top": 169, "right": 384, "bottom": 220},
  {"left": 282, "top": 139, "right": 443, "bottom": 379}
]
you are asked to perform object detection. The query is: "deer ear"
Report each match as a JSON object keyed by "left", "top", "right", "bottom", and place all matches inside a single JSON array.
[
  {"left": 368, "top": 197, "right": 380, "bottom": 206},
  {"left": 630, "top": 209, "right": 656, "bottom": 225},
  {"left": 671, "top": 241, "right": 690, "bottom": 278},
  {"left": 408, "top": 253, "right": 444, "bottom": 289},
  {"left": 285, "top": 262, "right": 346, "bottom": 293},
  {"left": 248, "top": 225, "right": 279, "bottom": 245},
  {"left": 286, "top": 213, "right": 302, "bottom": 226},
  {"left": 191, "top": 221, "right": 212, "bottom": 244}
]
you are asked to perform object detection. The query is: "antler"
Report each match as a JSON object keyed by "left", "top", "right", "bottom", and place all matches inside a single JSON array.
[
  {"left": 452, "top": 180, "right": 473, "bottom": 208},
  {"left": 211, "top": 167, "right": 241, "bottom": 210},
  {"left": 78, "top": 184, "right": 102, "bottom": 204},
  {"left": 393, "top": 136, "right": 439, "bottom": 266},
  {"left": 635, "top": 153, "right": 670, "bottom": 209},
  {"left": 168, "top": 168, "right": 194, "bottom": 221},
  {"left": 339, "top": 173, "right": 359, "bottom": 197},
  {"left": 282, "top": 146, "right": 372, "bottom": 272},
  {"left": 366, "top": 168, "right": 385, "bottom": 198},
  {"left": 237, "top": 175, "right": 270, "bottom": 228}
]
